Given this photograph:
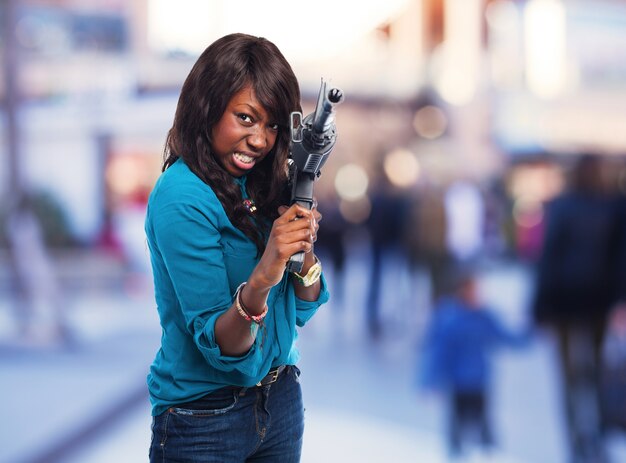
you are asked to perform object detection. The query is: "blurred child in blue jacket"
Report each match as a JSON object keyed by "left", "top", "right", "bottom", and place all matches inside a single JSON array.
[{"left": 419, "top": 268, "right": 529, "bottom": 457}]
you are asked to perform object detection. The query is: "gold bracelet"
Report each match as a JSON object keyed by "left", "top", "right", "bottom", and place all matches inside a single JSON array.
[
  {"left": 291, "top": 256, "right": 322, "bottom": 287},
  {"left": 234, "top": 282, "right": 268, "bottom": 323}
]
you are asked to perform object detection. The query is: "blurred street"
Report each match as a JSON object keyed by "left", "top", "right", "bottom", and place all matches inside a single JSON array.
[
  {"left": 2, "top": 247, "right": 625, "bottom": 463},
  {"left": 2, "top": 1, "right": 626, "bottom": 462}
]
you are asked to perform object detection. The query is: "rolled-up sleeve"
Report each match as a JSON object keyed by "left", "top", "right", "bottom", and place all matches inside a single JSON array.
[{"left": 294, "top": 273, "right": 330, "bottom": 327}]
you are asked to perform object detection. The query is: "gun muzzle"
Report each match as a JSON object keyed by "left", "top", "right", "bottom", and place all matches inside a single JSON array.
[
  {"left": 328, "top": 88, "right": 344, "bottom": 104},
  {"left": 311, "top": 87, "right": 342, "bottom": 145}
]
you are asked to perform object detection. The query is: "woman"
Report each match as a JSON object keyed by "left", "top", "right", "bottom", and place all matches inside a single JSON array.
[{"left": 146, "top": 33, "right": 329, "bottom": 462}]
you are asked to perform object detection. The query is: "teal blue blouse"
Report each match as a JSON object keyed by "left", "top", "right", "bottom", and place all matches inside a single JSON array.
[{"left": 145, "top": 159, "right": 329, "bottom": 416}]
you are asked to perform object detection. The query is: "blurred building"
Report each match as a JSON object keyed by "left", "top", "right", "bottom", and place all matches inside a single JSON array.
[{"left": 0, "top": 0, "right": 625, "bottom": 260}]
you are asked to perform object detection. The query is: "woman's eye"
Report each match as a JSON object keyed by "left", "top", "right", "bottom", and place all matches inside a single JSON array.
[
  {"left": 269, "top": 123, "right": 279, "bottom": 131},
  {"left": 238, "top": 113, "right": 253, "bottom": 123}
]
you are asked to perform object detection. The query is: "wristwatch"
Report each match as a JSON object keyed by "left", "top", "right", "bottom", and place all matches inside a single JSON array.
[{"left": 291, "top": 256, "right": 322, "bottom": 287}]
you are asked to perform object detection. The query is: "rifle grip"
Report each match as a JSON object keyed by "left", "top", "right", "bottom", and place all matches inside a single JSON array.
[
  {"left": 286, "top": 198, "right": 313, "bottom": 274},
  {"left": 287, "top": 250, "right": 305, "bottom": 274}
]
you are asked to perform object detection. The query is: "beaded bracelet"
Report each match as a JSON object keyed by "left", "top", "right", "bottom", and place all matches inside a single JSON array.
[{"left": 234, "top": 282, "right": 268, "bottom": 324}]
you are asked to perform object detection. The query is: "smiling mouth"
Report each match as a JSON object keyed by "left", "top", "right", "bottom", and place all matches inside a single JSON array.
[{"left": 234, "top": 152, "right": 255, "bottom": 164}]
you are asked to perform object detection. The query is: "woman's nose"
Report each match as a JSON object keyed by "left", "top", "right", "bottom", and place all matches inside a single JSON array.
[{"left": 247, "top": 126, "right": 267, "bottom": 151}]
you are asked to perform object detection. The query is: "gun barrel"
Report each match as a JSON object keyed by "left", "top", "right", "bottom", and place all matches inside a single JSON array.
[{"left": 311, "top": 85, "right": 344, "bottom": 137}]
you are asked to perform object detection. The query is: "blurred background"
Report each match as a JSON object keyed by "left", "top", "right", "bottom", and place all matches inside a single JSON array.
[{"left": 1, "top": 0, "right": 626, "bottom": 462}]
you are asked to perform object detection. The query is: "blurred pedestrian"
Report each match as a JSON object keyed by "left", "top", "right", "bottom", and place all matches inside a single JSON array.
[
  {"left": 419, "top": 267, "right": 529, "bottom": 459},
  {"left": 600, "top": 305, "right": 626, "bottom": 433},
  {"left": 365, "top": 166, "right": 411, "bottom": 338},
  {"left": 532, "top": 154, "right": 621, "bottom": 463},
  {"left": 145, "top": 33, "right": 329, "bottom": 462},
  {"left": 614, "top": 171, "right": 626, "bottom": 315},
  {"left": 314, "top": 189, "right": 348, "bottom": 308},
  {"left": 599, "top": 161, "right": 626, "bottom": 436},
  {"left": 405, "top": 186, "right": 452, "bottom": 309},
  {"left": 4, "top": 194, "right": 70, "bottom": 346}
]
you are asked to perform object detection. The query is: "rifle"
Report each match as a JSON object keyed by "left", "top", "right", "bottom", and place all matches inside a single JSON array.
[{"left": 287, "top": 78, "right": 344, "bottom": 273}]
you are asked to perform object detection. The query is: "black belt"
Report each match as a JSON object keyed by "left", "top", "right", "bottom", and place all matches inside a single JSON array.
[{"left": 256, "top": 365, "right": 287, "bottom": 387}]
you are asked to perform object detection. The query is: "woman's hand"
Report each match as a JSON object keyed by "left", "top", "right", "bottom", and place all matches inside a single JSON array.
[
  {"left": 277, "top": 199, "right": 321, "bottom": 245},
  {"left": 228, "top": 200, "right": 323, "bottom": 339},
  {"left": 248, "top": 202, "right": 322, "bottom": 290}
]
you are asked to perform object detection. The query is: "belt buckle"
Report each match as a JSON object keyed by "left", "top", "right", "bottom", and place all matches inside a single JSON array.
[{"left": 256, "top": 367, "right": 280, "bottom": 387}]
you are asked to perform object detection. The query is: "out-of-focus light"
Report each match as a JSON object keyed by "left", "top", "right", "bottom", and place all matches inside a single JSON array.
[
  {"left": 148, "top": 0, "right": 213, "bottom": 54},
  {"left": 334, "top": 164, "right": 369, "bottom": 201},
  {"left": 148, "top": 0, "right": 409, "bottom": 58},
  {"left": 339, "top": 197, "right": 371, "bottom": 224},
  {"left": 486, "top": 0, "right": 524, "bottom": 89},
  {"left": 512, "top": 197, "right": 544, "bottom": 228},
  {"left": 413, "top": 105, "right": 447, "bottom": 139},
  {"left": 106, "top": 156, "right": 142, "bottom": 196},
  {"left": 524, "top": 0, "right": 567, "bottom": 98},
  {"left": 383, "top": 148, "right": 420, "bottom": 188},
  {"left": 435, "top": 66, "right": 475, "bottom": 105},
  {"left": 433, "top": 0, "right": 482, "bottom": 106},
  {"left": 508, "top": 164, "right": 564, "bottom": 202},
  {"left": 485, "top": 0, "right": 518, "bottom": 31}
]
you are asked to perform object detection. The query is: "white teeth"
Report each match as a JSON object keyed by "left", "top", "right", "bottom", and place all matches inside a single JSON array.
[{"left": 234, "top": 152, "right": 254, "bottom": 163}]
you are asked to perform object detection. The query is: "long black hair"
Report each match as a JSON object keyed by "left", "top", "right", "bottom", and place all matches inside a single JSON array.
[{"left": 163, "top": 33, "right": 302, "bottom": 253}]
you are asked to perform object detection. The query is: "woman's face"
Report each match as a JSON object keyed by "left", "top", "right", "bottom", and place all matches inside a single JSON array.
[{"left": 211, "top": 85, "right": 279, "bottom": 177}]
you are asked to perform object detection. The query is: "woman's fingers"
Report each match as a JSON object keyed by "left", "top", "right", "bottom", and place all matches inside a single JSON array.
[
  {"left": 269, "top": 238, "right": 313, "bottom": 263},
  {"left": 273, "top": 223, "right": 314, "bottom": 245},
  {"left": 277, "top": 203, "right": 321, "bottom": 224},
  {"left": 277, "top": 203, "right": 316, "bottom": 222},
  {"left": 270, "top": 203, "right": 321, "bottom": 256}
]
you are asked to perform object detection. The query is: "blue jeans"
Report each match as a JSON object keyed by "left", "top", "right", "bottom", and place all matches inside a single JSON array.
[{"left": 149, "top": 365, "right": 304, "bottom": 462}]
